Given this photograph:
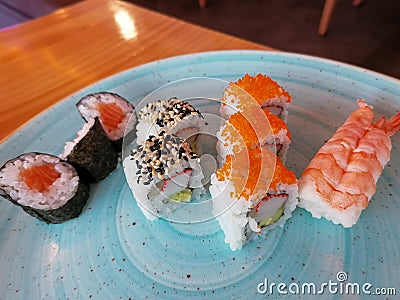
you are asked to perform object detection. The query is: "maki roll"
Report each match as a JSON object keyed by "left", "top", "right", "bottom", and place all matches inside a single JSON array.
[
  {"left": 123, "top": 132, "right": 203, "bottom": 220},
  {"left": 210, "top": 148, "right": 298, "bottom": 250},
  {"left": 136, "top": 98, "right": 205, "bottom": 147},
  {"left": 0, "top": 153, "right": 89, "bottom": 224},
  {"left": 220, "top": 73, "right": 292, "bottom": 121},
  {"left": 60, "top": 118, "right": 118, "bottom": 182},
  {"left": 216, "top": 106, "right": 292, "bottom": 163},
  {"left": 77, "top": 92, "right": 137, "bottom": 150}
]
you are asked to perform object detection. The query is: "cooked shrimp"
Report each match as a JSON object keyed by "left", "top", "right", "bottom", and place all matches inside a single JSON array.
[{"left": 298, "top": 99, "right": 400, "bottom": 227}]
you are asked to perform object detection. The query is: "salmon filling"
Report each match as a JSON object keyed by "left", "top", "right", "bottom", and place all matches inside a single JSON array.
[
  {"left": 96, "top": 102, "right": 124, "bottom": 131},
  {"left": 19, "top": 164, "right": 60, "bottom": 192}
]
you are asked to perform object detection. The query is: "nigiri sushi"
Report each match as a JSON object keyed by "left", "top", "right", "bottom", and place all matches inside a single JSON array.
[
  {"left": 216, "top": 106, "right": 291, "bottom": 163},
  {"left": 123, "top": 132, "right": 204, "bottom": 220},
  {"left": 210, "top": 147, "right": 298, "bottom": 250},
  {"left": 298, "top": 100, "right": 400, "bottom": 227},
  {"left": 220, "top": 73, "right": 292, "bottom": 121},
  {"left": 0, "top": 153, "right": 89, "bottom": 224},
  {"left": 136, "top": 98, "right": 205, "bottom": 147},
  {"left": 77, "top": 92, "right": 137, "bottom": 150}
]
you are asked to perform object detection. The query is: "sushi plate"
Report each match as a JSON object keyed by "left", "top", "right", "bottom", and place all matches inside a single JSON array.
[{"left": 1, "top": 50, "right": 400, "bottom": 299}]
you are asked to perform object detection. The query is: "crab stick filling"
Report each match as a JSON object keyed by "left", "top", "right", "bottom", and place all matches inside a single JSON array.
[{"left": 249, "top": 193, "right": 288, "bottom": 227}]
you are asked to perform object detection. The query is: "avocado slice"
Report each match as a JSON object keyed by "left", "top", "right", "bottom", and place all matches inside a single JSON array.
[
  {"left": 170, "top": 188, "right": 192, "bottom": 202},
  {"left": 259, "top": 205, "right": 284, "bottom": 227}
]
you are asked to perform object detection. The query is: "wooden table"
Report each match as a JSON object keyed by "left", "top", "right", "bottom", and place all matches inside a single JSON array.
[{"left": 0, "top": 0, "right": 271, "bottom": 141}]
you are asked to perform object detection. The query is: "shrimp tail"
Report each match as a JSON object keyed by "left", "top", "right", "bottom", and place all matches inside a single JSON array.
[
  {"left": 373, "top": 116, "right": 386, "bottom": 129},
  {"left": 384, "top": 112, "right": 400, "bottom": 137},
  {"left": 357, "top": 99, "right": 373, "bottom": 109}
]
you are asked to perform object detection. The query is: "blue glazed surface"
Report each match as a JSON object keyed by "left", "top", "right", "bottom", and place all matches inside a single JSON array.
[{"left": 1, "top": 50, "right": 399, "bottom": 299}]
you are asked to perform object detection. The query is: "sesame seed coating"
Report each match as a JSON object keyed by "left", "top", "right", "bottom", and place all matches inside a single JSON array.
[
  {"left": 138, "top": 98, "right": 203, "bottom": 129},
  {"left": 130, "top": 132, "right": 199, "bottom": 185}
]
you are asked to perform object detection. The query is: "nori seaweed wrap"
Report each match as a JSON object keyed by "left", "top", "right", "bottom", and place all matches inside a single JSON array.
[
  {"left": 0, "top": 153, "right": 90, "bottom": 224},
  {"left": 61, "top": 118, "right": 118, "bottom": 182}
]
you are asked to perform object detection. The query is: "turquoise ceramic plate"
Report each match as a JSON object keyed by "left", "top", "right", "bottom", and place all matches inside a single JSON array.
[{"left": 1, "top": 51, "right": 399, "bottom": 299}]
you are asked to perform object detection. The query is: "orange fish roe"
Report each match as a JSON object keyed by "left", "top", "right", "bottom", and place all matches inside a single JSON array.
[
  {"left": 221, "top": 107, "right": 291, "bottom": 149},
  {"left": 96, "top": 102, "right": 124, "bottom": 131},
  {"left": 265, "top": 110, "right": 292, "bottom": 140},
  {"left": 19, "top": 164, "right": 60, "bottom": 192},
  {"left": 216, "top": 147, "right": 276, "bottom": 201},
  {"left": 234, "top": 73, "right": 292, "bottom": 106},
  {"left": 216, "top": 154, "right": 233, "bottom": 181},
  {"left": 221, "top": 112, "right": 259, "bottom": 150},
  {"left": 269, "top": 156, "right": 297, "bottom": 192},
  {"left": 217, "top": 147, "right": 296, "bottom": 201}
]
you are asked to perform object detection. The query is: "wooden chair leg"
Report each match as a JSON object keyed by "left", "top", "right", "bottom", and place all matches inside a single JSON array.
[
  {"left": 318, "top": 0, "right": 337, "bottom": 36},
  {"left": 198, "top": 0, "right": 207, "bottom": 8}
]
